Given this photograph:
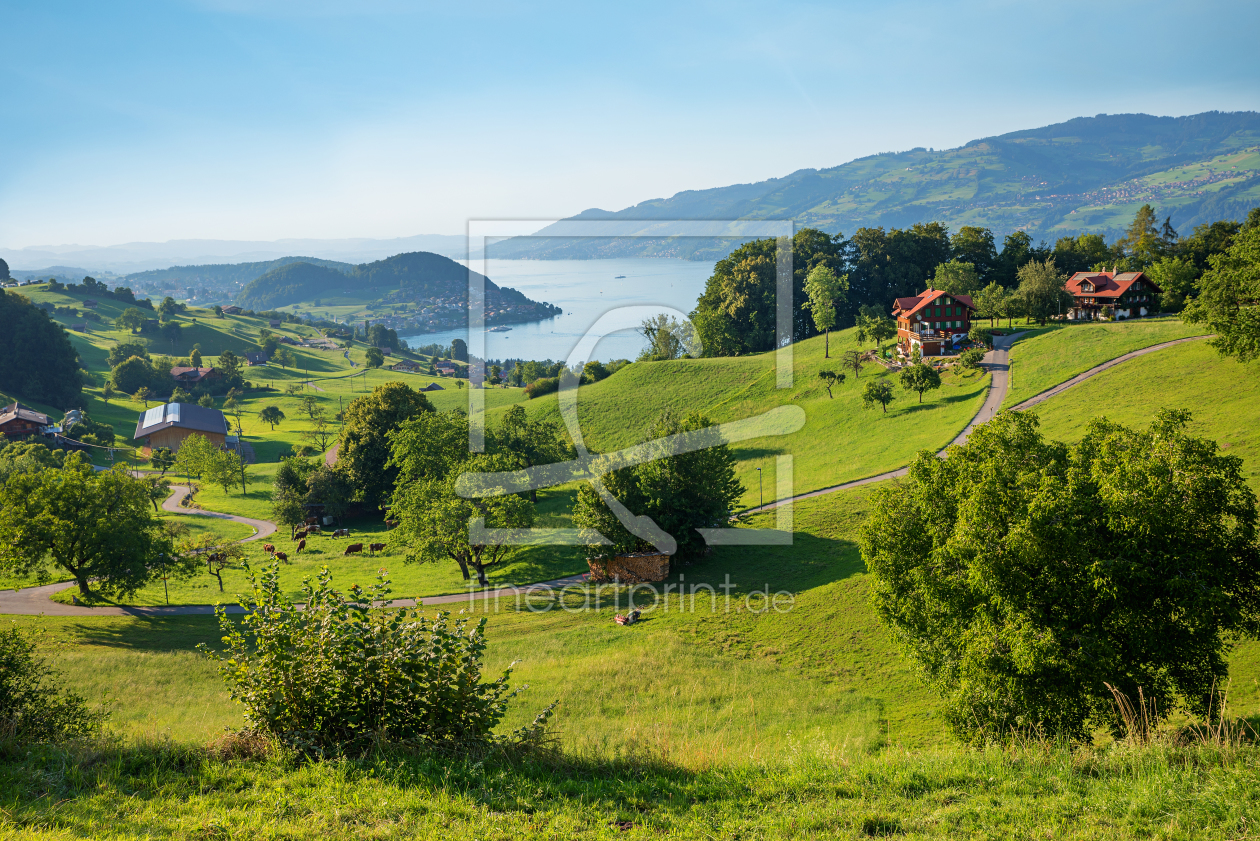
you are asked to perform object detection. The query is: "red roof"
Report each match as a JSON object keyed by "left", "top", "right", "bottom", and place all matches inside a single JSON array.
[
  {"left": 1064, "top": 271, "right": 1160, "bottom": 299},
  {"left": 892, "top": 289, "right": 975, "bottom": 319}
]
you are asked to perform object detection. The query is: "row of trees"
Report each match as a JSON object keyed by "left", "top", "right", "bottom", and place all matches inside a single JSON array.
[
  {"left": 691, "top": 206, "right": 1258, "bottom": 357},
  {"left": 0, "top": 290, "right": 84, "bottom": 408}
]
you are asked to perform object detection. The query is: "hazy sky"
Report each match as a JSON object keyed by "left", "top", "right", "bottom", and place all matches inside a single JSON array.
[{"left": 2, "top": 0, "right": 1258, "bottom": 248}]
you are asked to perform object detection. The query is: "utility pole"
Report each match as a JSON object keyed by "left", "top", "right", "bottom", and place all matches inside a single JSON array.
[{"left": 756, "top": 466, "right": 763, "bottom": 511}]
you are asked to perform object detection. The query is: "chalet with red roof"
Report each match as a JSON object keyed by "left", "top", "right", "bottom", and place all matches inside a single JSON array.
[
  {"left": 892, "top": 289, "right": 974, "bottom": 357},
  {"left": 1064, "top": 271, "right": 1161, "bottom": 321}
]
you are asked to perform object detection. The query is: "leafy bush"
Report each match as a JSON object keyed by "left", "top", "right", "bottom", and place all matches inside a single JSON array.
[
  {"left": 958, "top": 347, "right": 986, "bottom": 369},
  {"left": 524, "top": 376, "right": 559, "bottom": 399},
  {"left": 202, "top": 563, "right": 555, "bottom": 757},
  {"left": 0, "top": 624, "right": 106, "bottom": 748}
]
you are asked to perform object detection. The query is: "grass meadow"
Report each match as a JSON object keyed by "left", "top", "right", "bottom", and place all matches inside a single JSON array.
[
  {"left": 7, "top": 295, "right": 1260, "bottom": 837},
  {"left": 6, "top": 485, "right": 1260, "bottom": 838},
  {"left": 999, "top": 317, "right": 1208, "bottom": 408}
]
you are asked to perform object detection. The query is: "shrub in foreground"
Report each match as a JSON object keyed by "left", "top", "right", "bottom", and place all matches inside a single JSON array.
[
  {"left": 201, "top": 563, "right": 555, "bottom": 757},
  {"left": 0, "top": 624, "right": 106, "bottom": 749},
  {"left": 861, "top": 409, "right": 1260, "bottom": 743}
]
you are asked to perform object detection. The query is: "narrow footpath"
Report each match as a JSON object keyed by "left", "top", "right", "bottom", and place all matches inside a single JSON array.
[{"left": 0, "top": 333, "right": 1209, "bottom": 616}]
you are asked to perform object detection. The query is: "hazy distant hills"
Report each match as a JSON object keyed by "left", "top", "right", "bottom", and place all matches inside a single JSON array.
[
  {"left": 492, "top": 111, "right": 1260, "bottom": 260},
  {"left": 0, "top": 234, "right": 466, "bottom": 275}
]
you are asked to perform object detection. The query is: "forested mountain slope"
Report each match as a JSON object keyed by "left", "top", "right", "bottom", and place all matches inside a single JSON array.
[{"left": 492, "top": 112, "right": 1260, "bottom": 260}]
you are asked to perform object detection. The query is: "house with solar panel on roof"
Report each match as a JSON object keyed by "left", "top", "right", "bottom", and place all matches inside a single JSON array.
[{"left": 132, "top": 402, "right": 229, "bottom": 455}]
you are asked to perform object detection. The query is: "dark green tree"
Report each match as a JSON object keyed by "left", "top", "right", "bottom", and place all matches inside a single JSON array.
[
  {"left": 817, "top": 369, "right": 844, "bottom": 398},
  {"left": 0, "top": 457, "right": 182, "bottom": 598},
  {"left": 337, "top": 381, "right": 434, "bottom": 508},
  {"left": 950, "top": 226, "right": 998, "bottom": 284},
  {"left": 258, "top": 406, "right": 285, "bottom": 430},
  {"left": 861, "top": 379, "right": 894, "bottom": 414},
  {"left": 571, "top": 411, "right": 743, "bottom": 565},
  {"left": 1182, "top": 222, "right": 1260, "bottom": 362},
  {"left": 365, "top": 347, "right": 385, "bottom": 368},
  {"left": 0, "top": 291, "right": 83, "bottom": 408},
  {"left": 860, "top": 410, "right": 1260, "bottom": 742}
]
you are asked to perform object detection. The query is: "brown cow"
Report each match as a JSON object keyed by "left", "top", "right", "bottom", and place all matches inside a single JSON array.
[
  {"left": 344, "top": 543, "right": 364, "bottom": 556},
  {"left": 274, "top": 551, "right": 289, "bottom": 563},
  {"left": 369, "top": 543, "right": 386, "bottom": 556},
  {"left": 297, "top": 538, "right": 307, "bottom": 554},
  {"left": 331, "top": 528, "right": 349, "bottom": 537},
  {"left": 292, "top": 528, "right": 307, "bottom": 541},
  {"left": 262, "top": 543, "right": 275, "bottom": 556},
  {"left": 304, "top": 516, "right": 319, "bottom": 526}
]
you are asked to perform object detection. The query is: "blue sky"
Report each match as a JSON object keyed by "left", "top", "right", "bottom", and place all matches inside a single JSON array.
[{"left": 2, "top": 0, "right": 1258, "bottom": 248}]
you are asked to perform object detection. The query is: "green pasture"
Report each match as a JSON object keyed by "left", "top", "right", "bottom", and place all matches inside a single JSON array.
[
  {"left": 1027, "top": 339, "right": 1260, "bottom": 491},
  {"left": 8, "top": 483, "right": 1260, "bottom": 838},
  {"left": 1001, "top": 317, "right": 1208, "bottom": 409},
  {"left": 498, "top": 326, "right": 990, "bottom": 509}
]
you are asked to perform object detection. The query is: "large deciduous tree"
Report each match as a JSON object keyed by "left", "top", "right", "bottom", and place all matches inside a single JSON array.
[
  {"left": 860, "top": 410, "right": 1260, "bottom": 742},
  {"left": 0, "top": 456, "right": 181, "bottom": 597},
  {"left": 337, "top": 381, "right": 434, "bottom": 509},
  {"left": 571, "top": 411, "right": 743, "bottom": 564},
  {"left": 1182, "top": 221, "right": 1260, "bottom": 363},
  {"left": 1015, "top": 258, "right": 1072, "bottom": 325},
  {"left": 933, "top": 259, "right": 982, "bottom": 297}
]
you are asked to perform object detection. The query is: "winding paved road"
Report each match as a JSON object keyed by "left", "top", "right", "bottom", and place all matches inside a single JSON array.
[{"left": 0, "top": 332, "right": 1209, "bottom": 615}]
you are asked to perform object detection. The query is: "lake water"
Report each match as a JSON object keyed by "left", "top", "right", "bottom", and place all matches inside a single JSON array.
[{"left": 397, "top": 258, "right": 715, "bottom": 363}]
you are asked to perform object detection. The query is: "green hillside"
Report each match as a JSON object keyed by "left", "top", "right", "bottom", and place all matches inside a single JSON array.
[
  {"left": 1025, "top": 339, "right": 1260, "bottom": 491},
  {"left": 490, "top": 327, "right": 990, "bottom": 510},
  {"left": 235, "top": 250, "right": 558, "bottom": 316},
  {"left": 495, "top": 112, "right": 1260, "bottom": 260},
  {"left": 1000, "top": 317, "right": 1210, "bottom": 408}
]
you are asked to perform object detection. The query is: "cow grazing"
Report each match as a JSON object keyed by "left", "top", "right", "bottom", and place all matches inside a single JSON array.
[
  {"left": 331, "top": 528, "right": 349, "bottom": 537},
  {"left": 262, "top": 543, "right": 275, "bottom": 556},
  {"left": 304, "top": 516, "right": 319, "bottom": 526},
  {"left": 369, "top": 543, "right": 386, "bottom": 556},
  {"left": 344, "top": 543, "right": 364, "bottom": 556},
  {"left": 292, "top": 528, "right": 307, "bottom": 541},
  {"left": 297, "top": 538, "right": 307, "bottom": 554},
  {"left": 274, "top": 551, "right": 289, "bottom": 563}
]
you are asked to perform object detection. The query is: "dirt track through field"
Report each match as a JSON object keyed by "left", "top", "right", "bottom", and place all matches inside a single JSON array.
[{"left": 0, "top": 332, "right": 1210, "bottom": 616}]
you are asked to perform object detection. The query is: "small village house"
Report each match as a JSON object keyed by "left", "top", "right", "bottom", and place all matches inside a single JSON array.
[
  {"left": 1063, "top": 270, "right": 1161, "bottom": 320},
  {"left": 220, "top": 305, "right": 242, "bottom": 315},
  {"left": 390, "top": 360, "right": 420, "bottom": 373},
  {"left": 377, "top": 346, "right": 392, "bottom": 356},
  {"left": 132, "top": 402, "right": 229, "bottom": 455},
  {"left": 893, "top": 289, "right": 975, "bottom": 357},
  {"left": 434, "top": 362, "right": 457, "bottom": 376},
  {"left": 170, "top": 366, "right": 223, "bottom": 385},
  {"left": 0, "top": 403, "right": 51, "bottom": 438},
  {"left": 245, "top": 352, "right": 270, "bottom": 366},
  {"left": 82, "top": 299, "right": 98, "bottom": 308},
  {"left": 420, "top": 382, "right": 444, "bottom": 392},
  {"left": 268, "top": 320, "right": 281, "bottom": 328}
]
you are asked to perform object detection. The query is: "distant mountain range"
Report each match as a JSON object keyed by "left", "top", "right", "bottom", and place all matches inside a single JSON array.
[
  {"left": 491, "top": 111, "right": 1260, "bottom": 260},
  {"left": 0, "top": 234, "right": 467, "bottom": 275}
]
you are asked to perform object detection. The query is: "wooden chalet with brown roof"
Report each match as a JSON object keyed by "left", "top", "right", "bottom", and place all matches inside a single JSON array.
[
  {"left": 0, "top": 403, "right": 51, "bottom": 438},
  {"left": 170, "top": 366, "right": 222, "bottom": 385},
  {"left": 1064, "top": 271, "right": 1161, "bottom": 321},
  {"left": 892, "top": 289, "right": 975, "bottom": 357}
]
